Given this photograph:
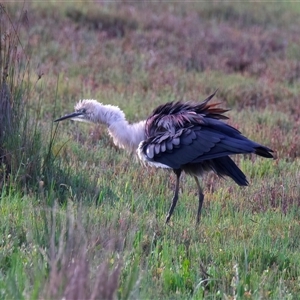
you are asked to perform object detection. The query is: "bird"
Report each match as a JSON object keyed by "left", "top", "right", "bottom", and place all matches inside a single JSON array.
[{"left": 54, "top": 91, "right": 274, "bottom": 224}]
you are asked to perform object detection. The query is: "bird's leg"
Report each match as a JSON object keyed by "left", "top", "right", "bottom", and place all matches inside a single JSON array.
[
  {"left": 194, "top": 176, "right": 204, "bottom": 224},
  {"left": 165, "top": 169, "right": 182, "bottom": 224}
]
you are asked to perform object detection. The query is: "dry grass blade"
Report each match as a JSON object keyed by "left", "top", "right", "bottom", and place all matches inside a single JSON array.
[
  {"left": 43, "top": 203, "right": 123, "bottom": 300},
  {"left": 0, "top": 81, "right": 12, "bottom": 179}
]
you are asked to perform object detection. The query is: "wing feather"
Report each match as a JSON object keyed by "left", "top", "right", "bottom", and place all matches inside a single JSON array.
[
  {"left": 141, "top": 121, "right": 271, "bottom": 169},
  {"left": 141, "top": 92, "right": 273, "bottom": 169}
]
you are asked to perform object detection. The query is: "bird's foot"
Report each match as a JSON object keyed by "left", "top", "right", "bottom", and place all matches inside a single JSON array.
[{"left": 165, "top": 214, "right": 171, "bottom": 224}]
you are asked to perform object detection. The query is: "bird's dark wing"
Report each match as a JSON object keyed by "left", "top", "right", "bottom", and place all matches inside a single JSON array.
[
  {"left": 145, "top": 91, "right": 229, "bottom": 138},
  {"left": 141, "top": 117, "right": 273, "bottom": 170},
  {"left": 141, "top": 92, "right": 273, "bottom": 169}
]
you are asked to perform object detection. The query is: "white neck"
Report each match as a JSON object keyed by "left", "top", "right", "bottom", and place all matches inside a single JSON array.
[
  {"left": 94, "top": 104, "right": 126, "bottom": 125},
  {"left": 108, "top": 120, "right": 146, "bottom": 153},
  {"left": 93, "top": 103, "right": 146, "bottom": 153}
]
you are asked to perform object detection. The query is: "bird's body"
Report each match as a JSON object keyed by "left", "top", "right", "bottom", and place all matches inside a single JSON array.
[{"left": 55, "top": 92, "right": 274, "bottom": 223}]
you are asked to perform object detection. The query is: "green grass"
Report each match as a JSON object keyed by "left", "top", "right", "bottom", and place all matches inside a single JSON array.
[{"left": 0, "top": 1, "right": 300, "bottom": 299}]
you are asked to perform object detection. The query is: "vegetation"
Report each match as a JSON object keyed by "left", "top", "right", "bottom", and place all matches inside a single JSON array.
[{"left": 0, "top": 2, "right": 299, "bottom": 299}]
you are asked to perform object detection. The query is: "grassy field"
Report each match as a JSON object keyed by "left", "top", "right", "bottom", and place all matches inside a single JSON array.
[{"left": 0, "top": 1, "right": 300, "bottom": 299}]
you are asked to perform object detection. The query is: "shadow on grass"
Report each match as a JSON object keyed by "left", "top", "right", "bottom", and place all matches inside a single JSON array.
[{"left": 41, "top": 160, "right": 119, "bottom": 207}]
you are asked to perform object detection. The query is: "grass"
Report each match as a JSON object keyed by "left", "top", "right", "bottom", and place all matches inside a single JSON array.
[{"left": 0, "top": 1, "right": 300, "bottom": 299}]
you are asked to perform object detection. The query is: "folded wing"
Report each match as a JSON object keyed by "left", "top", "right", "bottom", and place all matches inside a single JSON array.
[{"left": 140, "top": 93, "right": 273, "bottom": 170}]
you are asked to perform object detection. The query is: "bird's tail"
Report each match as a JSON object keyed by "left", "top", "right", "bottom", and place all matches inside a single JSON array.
[
  {"left": 212, "top": 156, "right": 248, "bottom": 186},
  {"left": 255, "top": 146, "right": 274, "bottom": 158}
]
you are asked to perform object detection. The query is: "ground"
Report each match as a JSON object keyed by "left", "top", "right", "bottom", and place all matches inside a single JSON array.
[{"left": 0, "top": 2, "right": 299, "bottom": 299}]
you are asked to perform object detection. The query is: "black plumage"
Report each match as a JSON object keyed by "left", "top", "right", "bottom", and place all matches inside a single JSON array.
[{"left": 139, "top": 91, "right": 274, "bottom": 223}]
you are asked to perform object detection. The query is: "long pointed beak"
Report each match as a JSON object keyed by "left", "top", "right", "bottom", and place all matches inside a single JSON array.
[{"left": 54, "top": 112, "right": 83, "bottom": 122}]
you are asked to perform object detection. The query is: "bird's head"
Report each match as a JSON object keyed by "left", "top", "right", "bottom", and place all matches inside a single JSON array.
[{"left": 54, "top": 99, "right": 100, "bottom": 124}]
